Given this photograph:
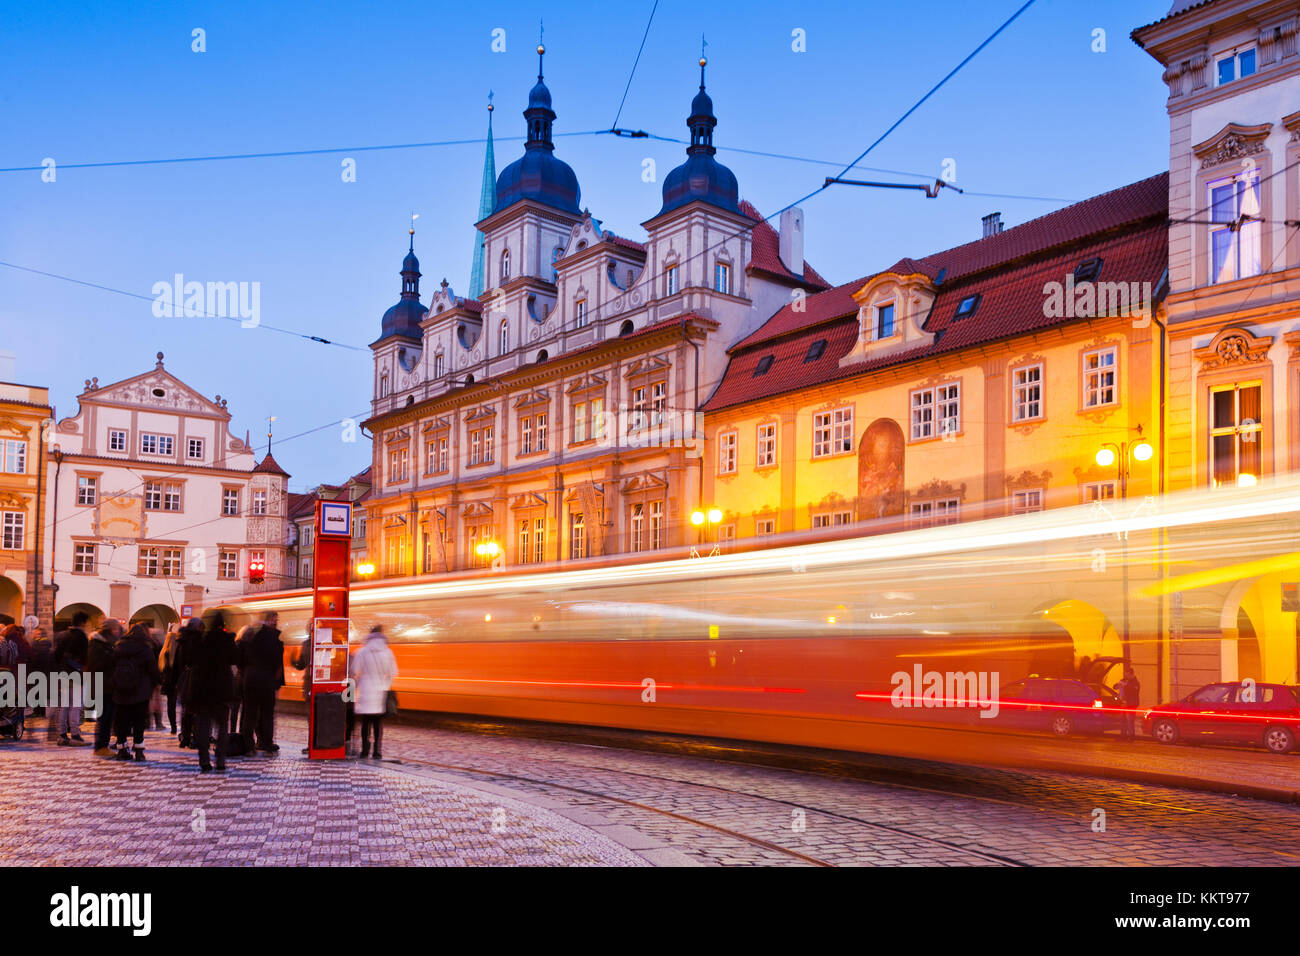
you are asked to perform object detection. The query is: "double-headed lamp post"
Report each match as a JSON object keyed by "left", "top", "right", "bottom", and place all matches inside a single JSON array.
[
  {"left": 690, "top": 508, "right": 724, "bottom": 558},
  {"left": 474, "top": 539, "right": 503, "bottom": 571},
  {"left": 1095, "top": 426, "right": 1154, "bottom": 658}
]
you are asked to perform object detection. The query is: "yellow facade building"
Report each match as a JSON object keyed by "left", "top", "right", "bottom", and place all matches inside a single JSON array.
[{"left": 0, "top": 379, "right": 53, "bottom": 628}]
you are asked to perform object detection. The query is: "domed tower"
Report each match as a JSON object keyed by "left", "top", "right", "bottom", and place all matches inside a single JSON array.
[
  {"left": 493, "top": 45, "right": 581, "bottom": 216},
  {"left": 371, "top": 229, "right": 427, "bottom": 407},
  {"left": 657, "top": 57, "right": 739, "bottom": 217}
]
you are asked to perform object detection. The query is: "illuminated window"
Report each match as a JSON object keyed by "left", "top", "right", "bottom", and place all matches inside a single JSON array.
[
  {"left": 813, "top": 407, "right": 853, "bottom": 458},
  {"left": 591, "top": 398, "right": 606, "bottom": 439},
  {"left": 1083, "top": 348, "right": 1117, "bottom": 408},
  {"left": 718, "top": 431, "right": 738, "bottom": 474},
  {"left": 569, "top": 512, "right": 586, "bottom": 559},
  {"left": 756, "top": 423, "right": 777, "bottom": 467},
  {"left": 650, "top": 501, "right": 663, "bottom": 550},
  {"left": 1012, "top": 365, "right": 1043, "bottom": 421},
  {"left": 534, "top": 517, "right": 546, "bottom": 563},
  {"left": 1210, "top": 383, "right": 1262, "bottom": 487},
  {"left": 630, "top": 503, "right": 644, "bottom": 552},
  {"left": 573, "top": 402, "right": 588, "bottom": 443},
  {"left": 76, "top": 475, "right": 98, "bottom": 505}
]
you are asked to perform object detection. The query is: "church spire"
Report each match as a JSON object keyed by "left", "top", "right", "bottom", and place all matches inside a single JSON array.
[{"left": 469, "top": 94, "right": 496, "bottom": 300}]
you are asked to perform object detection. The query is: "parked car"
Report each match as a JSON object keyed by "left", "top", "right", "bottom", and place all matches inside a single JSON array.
[
  {"left": 1143, "top": 682, "right": 1300, "bottom": 754},
  {"left": 996, "top": 677, "right": 1124, "bottom": 737}
]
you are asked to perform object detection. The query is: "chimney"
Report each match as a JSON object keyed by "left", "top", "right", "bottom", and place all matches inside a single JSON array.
[
  {"left": 981, "top": 212, "right": 1003, "bottom": 238},
  {"left": 779, "top": 207, "right": 805, "bottom": 277}
]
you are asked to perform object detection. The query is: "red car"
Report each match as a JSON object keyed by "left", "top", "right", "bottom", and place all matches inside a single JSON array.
[{"left": 1143, "top": 682, "right": 1300, "bottom": 754}]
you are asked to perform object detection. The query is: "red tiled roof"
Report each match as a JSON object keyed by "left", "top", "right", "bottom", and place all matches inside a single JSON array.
[
  {"left": 606, "top": 233, "right": 647, "bottom": 254},
  {"left": 704, "top": 176, "right": 1169, "bottom": 413},
  {"left": 739, "top": 200, "right": 832, "bottom": 291},
  {"left": 252, "top": 452, "right": 290, "bottom": 477},
  {"left": 287, "top": 492, "right": 317, "bottom": 520},
  {"left": 731, "top": 173, "right": 1168, "bottom": 354}
]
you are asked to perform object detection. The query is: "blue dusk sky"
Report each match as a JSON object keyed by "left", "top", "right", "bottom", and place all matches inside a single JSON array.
[{"left": 1, "top": 0, "right": 1172, "bottom": 490}]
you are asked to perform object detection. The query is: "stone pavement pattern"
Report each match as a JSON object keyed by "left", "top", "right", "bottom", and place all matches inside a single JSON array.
[{"left": 3, "top": 713, "right": 1300, "bottom": 866}]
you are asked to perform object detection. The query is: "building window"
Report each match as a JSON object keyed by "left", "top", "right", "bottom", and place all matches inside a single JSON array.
[
  {"left": 140, "top": 433, "right": 173, "bottom": 456},
  {"left": 1210, "top": 383, "right": 1262, "bottom": 487},
  {"left": 911, "top": 384, "right": 960, "bottom": 439},
  {"left": 300, "top": 557, "right": 312, "bottom": 582},
  {"left": 385, "top": 536, "right": 407, "bottom": 575},
  {"left": 718, "top": 524, "right": 736, "bottom": 549},
  {"left": 138, "top": 546, "right": 182, "bottom": 577},
  {"left": 499, "top": 321, "right": 510, "bottom": 355},
  {"left": 388, "top": 447, "right": 409, "bottom": 482},
  {"left": 380, "top": 373, "right": 390, "bottom": 398},
  {"left": 162, "top": 548, "right": 182, "bottom": 577},
  {"left": 804, "top": 340, "right": 827, "bottom": 363},
  {"left": 1216, "top": 48, "right": 1256, "bottom": 85},
  {"left": 1082, "top": 348, "right": 1117, "bottom": 408},
  {"left": 909, "top": 499, "right": 959, "bottom": 529},
  {"left": 252, "top": 489, "right": 267, "bottom": 515},
  {"left": 955, "top": 294, "right": 980, "bottom": 319},
  {"left": 500, "top": 248, "right": 511, "bottom": 283},
  {"left": 535, "top": 413, "right": 547, "bottom": 452},
  {"left": 108, "top": 430, "right": 127, "bottom": 453},
  {"left": 521, "top": 416, "right": 533, "bottom": 455},
  {"left": 572, "top": 399, "right": 603, "bottom": 443},
  {"left": 1, "top": 512, "right": 24, "bottom": 550},
  {"left": 813, "top": 511, "right": 853, "bottom": 528},
  {"left": 222, "top": 488, "right": 239, "bottom": 516},
  {"left": 138, "top": 547, "right": 158, "bottom": 577},
  {"left": 754, "top": 355, "right": 774, "bottom": 376},
  {"left": 533, "top": 517, "right": 546, "bottom": 563},
  {"left": 187, "top": 438, "right": 204, "bottom": 460},
  {"left": 426, "top": 439, "right": 438, "bottom": 473},
  {"left": 573, "top": 401, "right": 588, "bottom": 443},
  {"left": 144, "top": 481, "right": 182, "bottom": 512},
  {"left": 518, "top": 519, "right": 532, "bottom": 564},
  {"left": 1012, "top": 365, "right": 1043, "bottom": 422},
  {"left": 714, "top": 262, "right": 730, "bottom": 294},
  {"left": 74, "top": 543, "right": 96, "bottom": 574},
  {"left": 650, "top": 500, "right": 663, "bottom": 550},
  {"left": 665, "top": 265, "right": 679, "bottom": 296},
  {"left": 1012, "top": 490, "right": 1044, "bottom": 515},
  {"left": 651, "top": 381, "right": 667, "bottom": 425},
  {"left": 813, "top": 407, "right": 854, "bottom": 458},
  {"left": 437, "top": 437, "right": 449, "bottom": 473},
  {"left": 630, "top": 503, "right": 644, "bottom": 552},
  {"left": 574, "top": 299, "right": 588, "bottom": 328},
  {"left": 2, "top": 440, "right": 26, "bottom": 474},
  {"left": 718, "top": 431, "right": 738, "bottom": 474},
  {"left": 469, "top": 426, "right": 494, "bottom": 465},
  {"left": 757, "top": 423, "right": 777, "bottom": 467},
  {"left": 755, "top": 517, "right": 776, "bottom": 536},
  {"left": 434, "top": 353, "right": 445, "bottom": 377},
  {"left": 76, "top": 475, "right": 98, "bottom": 506},
  {"left": 874, "top": 303, "right": 895, "bottom": 340},
  {"left": 301, "top": 525, "right": 314, "bottom": 548},
  {"left": 219, "top": 550, "right": 237, "bottom": 579},
  {"left": 631, "top": 386, "right": 647, "bottom": 432},
  {"left": 1208, "top": 169, "right": 1262, "bottom": 284},
  {"left": 570, "top": 512, "right": 586, "bottom": 559},
  {"left": 1083, "top": 481, "right": 1116, "bottom": 502}
]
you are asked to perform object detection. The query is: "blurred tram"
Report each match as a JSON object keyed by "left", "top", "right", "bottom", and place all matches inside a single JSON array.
[{"left": 214, "top": 476, "right": 1300, "bottom": 762}]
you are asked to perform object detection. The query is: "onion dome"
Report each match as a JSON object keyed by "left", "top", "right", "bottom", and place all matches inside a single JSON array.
[
  {"left": 658, "top": 57, "right": 739, "bottom": 217},
  {"left": 494, "top": 44, "right": 581, "bottom": 215},
  {"left": 379, "top": 229, "right": 425, "bottom": 340}
]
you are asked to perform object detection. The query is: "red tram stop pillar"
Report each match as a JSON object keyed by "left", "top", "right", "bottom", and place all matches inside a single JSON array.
[{"left": 309, "top": 500, "right": 353, "bottom": 759}]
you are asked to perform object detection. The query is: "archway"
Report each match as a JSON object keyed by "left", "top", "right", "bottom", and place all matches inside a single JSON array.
[
  {"left": 0, "top": 574, "right": 22, "bottom": 626},
  {"left": 1220, "top": 575, "right": 1296, "bottom": 684},
  {"left": 54, "top": 602, "right": 105, "bottom": 632},
  {"left": 129, "top": 604, "right": 179, "bottom": 631},
  {"left": 858, "top": 419, "right": 904, "bottom": 518},
  {"left": 1038, "top": 599, "right": 1122, "bottom": 685}
]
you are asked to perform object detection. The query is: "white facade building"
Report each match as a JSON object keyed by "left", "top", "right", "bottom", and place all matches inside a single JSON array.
[{"left": 43, "top": 352, "right": 289, "bottom": 628}]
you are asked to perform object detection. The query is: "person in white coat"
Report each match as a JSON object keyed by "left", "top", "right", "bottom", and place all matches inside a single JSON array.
[{"left": 353, "top": 627, "right": 397, "bottom": 759}]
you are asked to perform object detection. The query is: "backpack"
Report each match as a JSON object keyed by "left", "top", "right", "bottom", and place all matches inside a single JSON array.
[{"left": 110, "top": 652, "right": 144, "bottom": 697}]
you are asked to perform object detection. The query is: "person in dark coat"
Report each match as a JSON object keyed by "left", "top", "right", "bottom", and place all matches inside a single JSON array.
[
  {"left": 190, "top": 613, "right": 236, "bottom": 773},
  {"left": 27, "top": 627, "right": 52, "bottom": 717},
  {"left": 240, "top": 612, "right": 284, "bottom": 753},
  {"left": 231, "top": 625, "right": 253, "bottom": 735},
  {"left": 1115, "top": 664, "right": 1141, "bottom": 741},
  {"left": 158, "top": 624, "right": 181, "bottom": 734},
  {"left": 173, "top": 618, "right": 204, "bottom": 747},
  {"left": 49, "top": 612, "right": 90, "bottom": 745},
  {"left": 109, "top": 622, "right": 161, "bottom": 761},
  {"left": 87, "top": 619, "right": 123, "bottom": 756}
]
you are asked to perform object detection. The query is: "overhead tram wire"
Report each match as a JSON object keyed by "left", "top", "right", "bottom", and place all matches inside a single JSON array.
[
  {"left": 608, "top": 0, "right": 661, "bottom": 135},
  {"left": 0, "top": 260, "right": 369, "bottom": 352}
]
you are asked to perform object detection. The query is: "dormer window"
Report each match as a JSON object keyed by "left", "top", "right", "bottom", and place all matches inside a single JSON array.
[
  {"left": 1073, "top": 258, "right": 1103, "bottom": 284},
  {"left": 574, "top": 298, "right": 588, "bottom": 328},
  {"left": 804, "top": 339, "right": 827, "bottom": 363},
  {"left": 954, "top": 295, "right": 979, "bottom": 319},
  {"left": 874, "top": 303, "right": 896, "bottom": 340},
  {"left": 666, "top": 265, "right": 679, "bottom": 296},
  {"left": 1216, "top": 48, "right": 1256, "bottom": 85},
  {"left": 714, "top": 262, "right": 730, "bottom": 294},
  {"left": 753, "top": 355, "right": 775, "bottom": 376},
  {"left": 500, "top": 248, "right": 511, "bottom": 283}
]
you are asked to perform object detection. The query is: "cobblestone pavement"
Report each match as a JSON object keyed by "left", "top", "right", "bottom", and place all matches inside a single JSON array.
[{"left": 3, "top": 713, "right": 1298, "bottom": 866}]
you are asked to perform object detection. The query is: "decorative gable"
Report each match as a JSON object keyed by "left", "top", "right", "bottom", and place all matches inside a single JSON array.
[
  {"left": 1193, "top": 122, "right": 1271, "bottom": 169},
  {"left": 513, "top": 389, "right": 550, "bottom": 410},
  {"left": 838, "top": 270, "right": 938, "bottom": 368}
]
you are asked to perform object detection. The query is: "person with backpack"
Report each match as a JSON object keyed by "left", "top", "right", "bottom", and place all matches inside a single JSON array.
[
  {"left": 109, "top": 622, "right": 161, "bottom": 761},
  {"left": 87, "top": 619, "right": 122, "bottom": 757},
  {"left": 49, "top": 611, "right": 90, "bottom": 746},
  {"left": 189, "top": 612, "right": 236, "bottom": 774},
  {"left": 353, "top": 627, "right": 398, "bottom": 760}
]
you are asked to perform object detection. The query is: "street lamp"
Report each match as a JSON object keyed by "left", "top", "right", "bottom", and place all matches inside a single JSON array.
[
  {"left": 690, "top": 508, "right": 723, "bottom": 558},
  {"left": 1095, "top": 425, "right": 1154, "bottom": 658},
  {"left": 356, "top": 561, "right": 375, "bottom": 578},
  {"left": 474, "top": 540, "right": 503, "bottom": 571}
]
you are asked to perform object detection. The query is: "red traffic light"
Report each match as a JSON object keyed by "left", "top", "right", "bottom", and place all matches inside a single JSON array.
[{"left": 248, "top": 559, "right": 265, "bottom": 584}]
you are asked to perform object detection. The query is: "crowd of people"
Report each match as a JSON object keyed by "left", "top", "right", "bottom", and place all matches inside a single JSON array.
[{"left": 0, "top": 611, "right": 399, "bottom": 773}]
